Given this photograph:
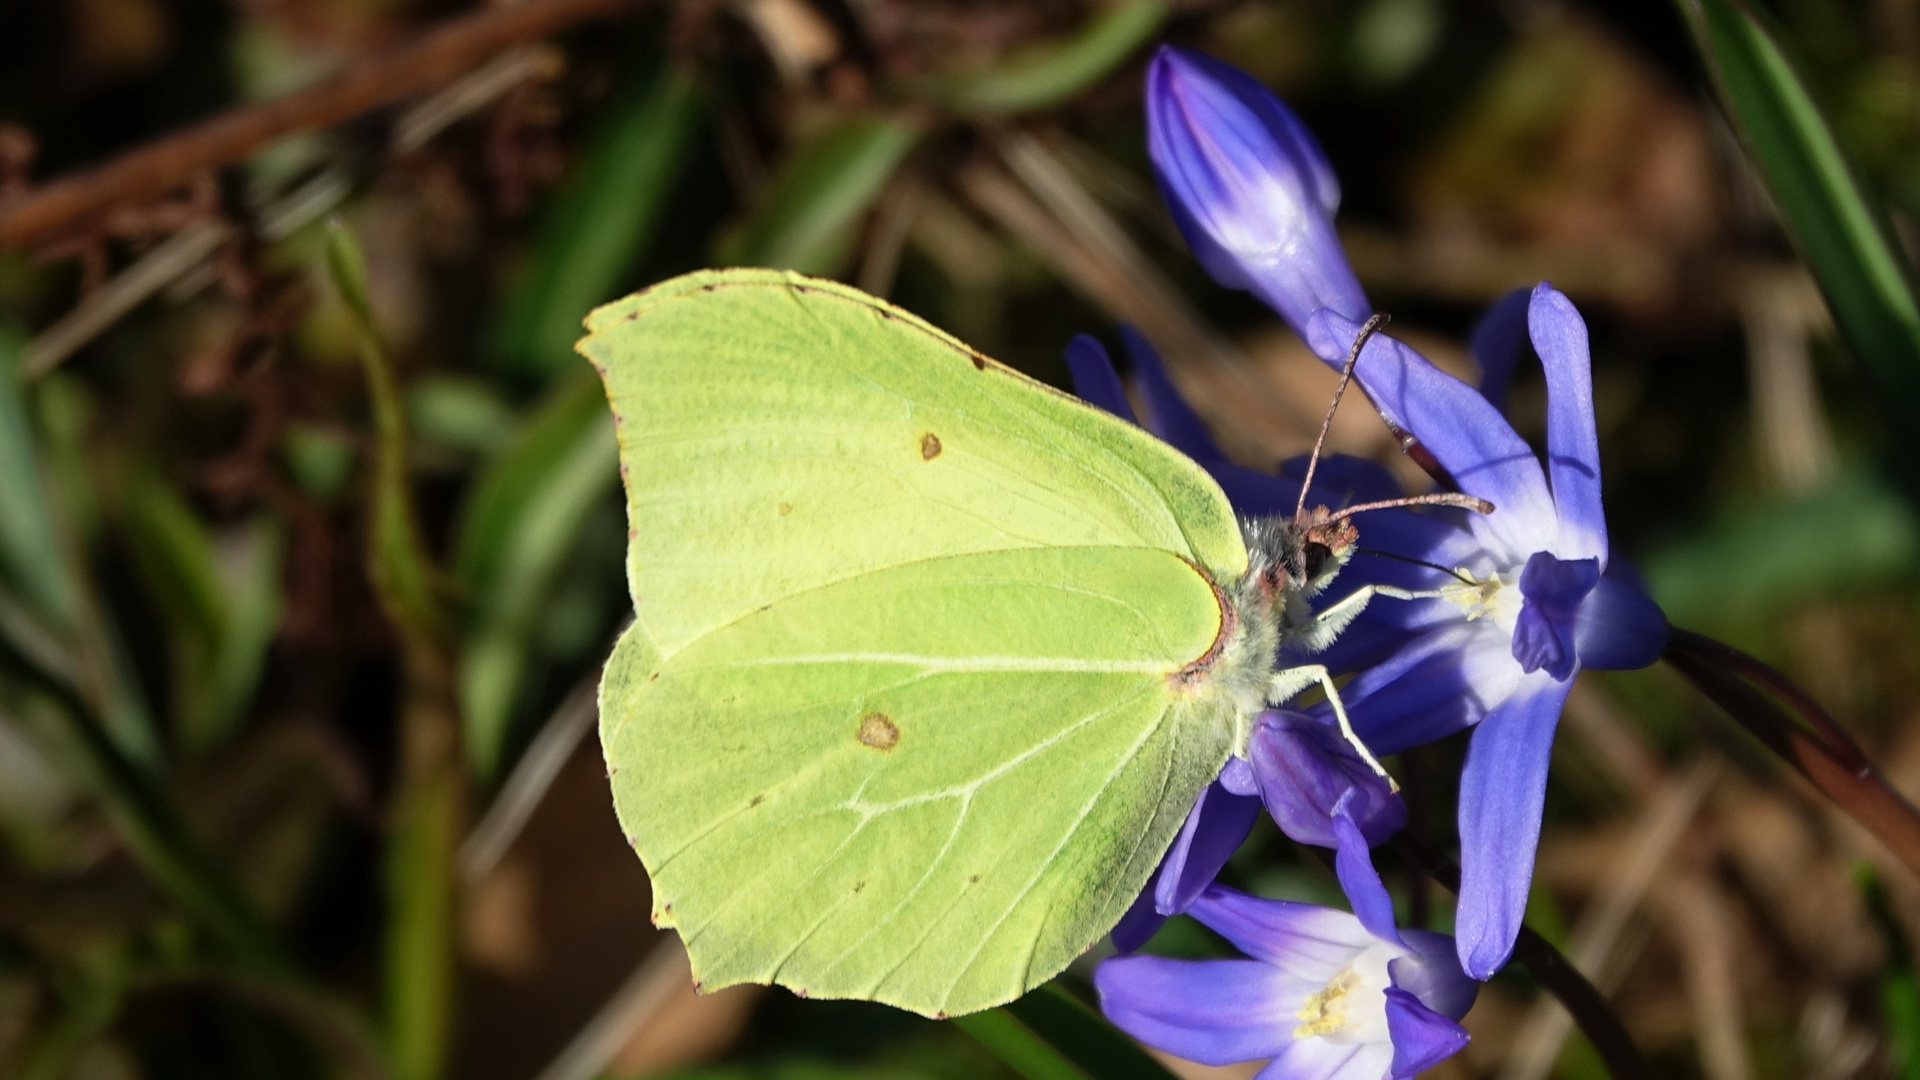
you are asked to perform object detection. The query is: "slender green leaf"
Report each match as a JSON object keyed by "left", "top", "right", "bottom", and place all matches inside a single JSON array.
[
  {"left": 907, "top": 0, "right": 1168, "bottom": 115},
  {"left": 717, "top": 116, "right": 919, "bottom": 274},
  {"left": 957, "top": 983, "right": 1179, "bottom": 1080},
  {"left": 1644, "top": 466, "right": 1918, "bottom": 640},
  {"left": 953, "top": 1008, "right": 1089, "bottom": 1080},
  {"left": 0, "top": 325, "right": 76, "bottom": 630},
  {"left": 1000, "top": 984, "right": 1178, "bottom": 1080},
  {"left": 407, "top": 375, "right": 517, "bottom": 458},
  {"left": 452, "top": 370, "right": 618, "bottom": 778},
  {"left": 122, "top": 473, "right": 283, "bottom": 753},
  {"left": 1682, "top": 0, "right": 1920, "bottom": 473},
  {"left": 385, "top": 758, "right": 460, "bottom": 1080},
  {"left": 490, "top": 68, "right": 702, "bottom": 379},
  {"left": 325, "top": 220, "right": 448, "bottom": 647}
]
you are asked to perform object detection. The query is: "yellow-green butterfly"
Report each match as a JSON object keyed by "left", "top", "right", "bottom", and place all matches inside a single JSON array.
[{"left": 580, "top": 268, "right": 1480, "bottom": 1019}]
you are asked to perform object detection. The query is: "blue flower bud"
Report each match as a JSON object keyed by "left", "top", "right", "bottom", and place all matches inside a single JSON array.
[{"left": 1145, "top": 46, "right": 1369, "bottom": 337}]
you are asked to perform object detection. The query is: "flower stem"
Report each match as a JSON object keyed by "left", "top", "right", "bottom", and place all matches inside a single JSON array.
[
  {"left": 1389, "top": 834, "right": 1654, "bottom": 1080},
  {"left": 1663, "top": 626, "right": 1920, "bottom": 875}
]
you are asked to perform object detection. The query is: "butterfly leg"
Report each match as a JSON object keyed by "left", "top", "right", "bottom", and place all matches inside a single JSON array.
[
  {"left": 1291, "top": 582, "right": 1460, "bottom": 653},
  {"left": 1266, "top": 664, "right": 1397, "bottom": 790}
]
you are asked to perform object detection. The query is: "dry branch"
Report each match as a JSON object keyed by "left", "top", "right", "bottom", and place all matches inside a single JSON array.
[{"left": 0, "top": 0, "right": 634, "bottom": 249}]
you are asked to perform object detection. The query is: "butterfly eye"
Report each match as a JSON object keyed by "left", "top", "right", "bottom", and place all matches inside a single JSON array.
[{"left": 1303, "top": 542, "right": 1333, "bottom": 580}]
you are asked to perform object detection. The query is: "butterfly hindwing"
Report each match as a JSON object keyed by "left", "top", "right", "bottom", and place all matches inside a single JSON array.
[{"left": 583, "top": 269, "right": 1248, "bottom": 1016}]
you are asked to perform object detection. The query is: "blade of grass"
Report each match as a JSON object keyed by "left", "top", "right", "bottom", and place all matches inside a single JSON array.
[
  {"left": 451, "top": 370, "right": 618, "bottom": 779},
  {"left": 0, "top": 325, "right": 78, "bottom": 629},
  {"left": 1680, "top": 0, "right": 1920, "bottom": 488},
  {"left": 953, "top": 1005, "right": 1090, "bottom": 1080},
  {"left": 489, "top": 66, "right": 701, "bottom": 380},
  {"left": 716, "top": 114, "right": 919, "bottom": 274},
  {"left": 907, "top": 0, "right": 1168, "bottom": 115},
  {"left": 326, "top": 220, "right": 464, "bottom": 1080},
  {"left": 1000, "top": 984, "right": 1178, "bottom": 1080}
]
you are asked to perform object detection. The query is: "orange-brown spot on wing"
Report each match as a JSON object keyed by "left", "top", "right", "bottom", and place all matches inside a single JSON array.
[
  {"left": 1170, "top": 562, "right": 1235, "bottom": 691},
  {"left": 919, "top": 432, "right": 942, "bottom": 460},
  {"left": 857, "top": 712, "right": 900, "bottom": 751},
  {"left": 777, "top": 501, "right": 792, "bottom": 516}
]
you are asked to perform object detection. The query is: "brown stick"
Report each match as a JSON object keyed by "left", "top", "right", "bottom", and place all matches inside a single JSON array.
[{"left": 0, "top": 0, "right": 635, "bottom": 249}]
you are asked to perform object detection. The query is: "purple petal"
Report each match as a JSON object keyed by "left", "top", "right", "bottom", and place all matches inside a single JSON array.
[
  {"left": 1096, "top": 955, "right": 1298, "bottom": 1065},
  {"left": 1155, "top": 780, "right": 1263, "bottom": 915},
  {"left": 1330, "top": 801, "right": 1402, "bottom": 947},
  {"left": 1146, "top": 47, "right": 1367, "bottom": 334},
  {"left": 1307, "top": 310, "right": 1556, "bottom": 561},
  {"left": 1512, "top": 552, "right": 1600, "bottom": 681},
  {"left": 1121, "top": 325, "right": 1227, "bottom": 463},
  {"left": 1389, "top": 932, "right": 1479, "bottom": 1021},
  {"left": 1470, "top": 287, "right": 1533, "bottom": 413},
  {"left": 1383, "top": 988, "right": 1471, "bottom": 1077},
  {"left": 1188, "top": 885, "right": 1372, "bottom": 979},
  {"left": 1256, "top": 1040, "right": 1393, "bottom": 1080},
  {"left": 1338, "top": 624, "right": 1521, "bottom": 755},
  {"left": 1249, "top": 710, "right": 1406, "bottom": 848},
  {"left": 1574, "top": 569, "right": 1669, "bottom": 670},
  {"left": 1455, "top": 671, "right": 1572, "bottom": 979},
  {"left": 1220, "top": 756, "right": 1258, "bottom": 796},
  {"left": 1529, "top": 284, "right": 1607, "bottom": 564},
  {"left": 1065, "top": 334, "right": 1136, "bottom": 422},
  {"left": 1112, "top": 869, "right": 1166, "bottom": 953}
]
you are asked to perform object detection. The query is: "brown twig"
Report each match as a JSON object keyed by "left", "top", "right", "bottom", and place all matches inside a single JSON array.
[
  {"left": 1664, "top": 626, "right": 1920, "bottom": 876},
  {"left": 0, "top": 0, "right": 635, "bottom": 249}
]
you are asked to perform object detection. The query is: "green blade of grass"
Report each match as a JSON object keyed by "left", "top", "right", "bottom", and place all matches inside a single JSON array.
[
  {"left": 906, "top": 0, "right": 1168, "bottom": 115},
  {"left": 716, "top": 115, "right": 919, "bottom": 274},
  {"left": 489, "top": 67, "right": 702, "bottom": 380},
  {"left": 451, "top": 370, "right": 618, "bottom": 779},
  {"left": 955, "top": 983, "right": 1178, "bottom": 1080},
  {"left": 1681, "top": 0, "right": 1920, "bottom": 478}
]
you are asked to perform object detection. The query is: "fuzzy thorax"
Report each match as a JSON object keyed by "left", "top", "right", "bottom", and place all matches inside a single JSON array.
[{"left": 1176, "top": 511, "right": 1360, "bottom": 755}]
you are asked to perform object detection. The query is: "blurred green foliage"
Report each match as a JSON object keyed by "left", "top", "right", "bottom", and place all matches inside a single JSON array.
[{"left": 4, "top": 1, "right": 1920, "bottom": 1078}]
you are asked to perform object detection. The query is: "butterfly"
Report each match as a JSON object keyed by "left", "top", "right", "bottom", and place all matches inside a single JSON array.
[{"left": 580, "top": 268, "right": 1484, "bottom": 1018}]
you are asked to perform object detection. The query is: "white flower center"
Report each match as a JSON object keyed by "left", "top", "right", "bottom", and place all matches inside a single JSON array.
[
  {"left": 1292, "top": 941, "right": 1400, "bottom": 1044},
  {"left": 1435, "top": 564, "right": 1524, "bottom": 631}
]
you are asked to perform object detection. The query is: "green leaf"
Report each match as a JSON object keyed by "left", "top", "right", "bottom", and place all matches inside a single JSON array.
[
  {"left": 324, "top": 221, "right": 448, "bottom": 648},
  {"left": 716, "top": 116, "right": 919, "bottom": 274},
  {"left": 1644, "top": 466, "right": 1919, "bottom": 641},
  {"left": 906, "top": 0, "right": 1168, "bottom": 115},
  {"left": 1681, "top": 0, "right": 1920, "bottom": 474},
  {"left": 451, "top": 370, "right": 619, "bottom": 779},
  {"left": 489, "top": 67, "right": 702, "bottom": 380},
  {"left": 407, "top": 375, "right": 516, "bottom": 458},
  {"left": 997, "top": 985, "right": 1178, "bottom": 1080},
  {"left": 120, "top": 475, "right": 282, "bottom": 755},
  {"left": 0, "top": 325, "right": 77, "bottom": 630},
  {"left": 953, "top": 1009, "right": 1089, "bottom": 1080}
]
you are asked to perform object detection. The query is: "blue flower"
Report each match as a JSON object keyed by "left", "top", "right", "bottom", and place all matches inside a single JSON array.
[
  {"left": 1142, "top": 46, "right": 1672, "bottom": 978},
  {"left": 1302, "top": 287, "right": 1667, "bottom": 978},
  {"left": 1096, "top": 884, "right": 1475, "bottom": 1080}
]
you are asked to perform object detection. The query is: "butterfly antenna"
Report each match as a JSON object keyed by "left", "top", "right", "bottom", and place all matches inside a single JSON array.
[
  {"left": 1355, "top": 547, "right": 1480, "bottom": 586},
  {"left": 1326, "top": 492, "right": 1494, "bottom": 522},
  {"left": 1294, "top": 313, "right": 1391, "bottom": 526}
]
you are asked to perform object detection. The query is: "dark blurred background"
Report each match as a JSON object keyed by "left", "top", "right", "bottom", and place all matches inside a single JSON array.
[{"left": 3, "top": 1, "right": 1920, "bottom": 1078}]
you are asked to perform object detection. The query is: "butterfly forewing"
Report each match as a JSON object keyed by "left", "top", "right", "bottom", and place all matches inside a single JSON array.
[{"left": 583, "top": 269, "right": 1249, "bottom": 1016}]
